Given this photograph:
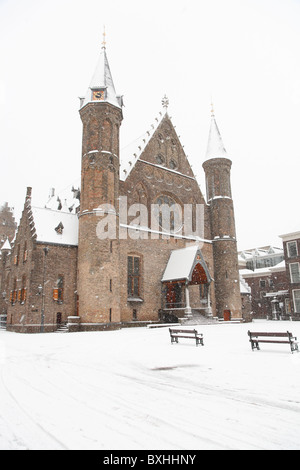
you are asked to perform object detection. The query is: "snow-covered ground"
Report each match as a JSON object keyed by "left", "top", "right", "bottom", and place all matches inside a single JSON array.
[{"left": 0, "top": 320, "right": 300, "bottom": 450}]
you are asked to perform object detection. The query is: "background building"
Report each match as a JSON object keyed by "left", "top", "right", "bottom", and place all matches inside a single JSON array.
[{"left": 280, "top": 231, "right": 300, "bottom": 320}]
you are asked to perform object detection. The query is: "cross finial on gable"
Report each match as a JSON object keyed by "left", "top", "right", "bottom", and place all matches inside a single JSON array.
[{"left": 162, "top": 95, "right": 169, "bottom": 111}]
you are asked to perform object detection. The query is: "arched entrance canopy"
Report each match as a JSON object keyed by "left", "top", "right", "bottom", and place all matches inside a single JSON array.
[
  {"left": 161, "top": 245, "right": 212, "bottom": 316},
  {"left": 161, "top": 245, "right": 212, "bottom": 285}
]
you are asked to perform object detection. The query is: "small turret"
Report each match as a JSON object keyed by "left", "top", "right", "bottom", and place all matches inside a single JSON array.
[{"left": 203, "top": 108, "right": 242, "bottom": 319}]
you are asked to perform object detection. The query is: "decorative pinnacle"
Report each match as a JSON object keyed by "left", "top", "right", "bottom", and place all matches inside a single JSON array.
[
  {"left": 102, "top": 26, "right": 106, "bottom": 49},
  {"left": 162, "top": 94, "right": 169, "bottom": 110},
  {"left": 210, "top": 97, "right": 215, "bottom": 117}
]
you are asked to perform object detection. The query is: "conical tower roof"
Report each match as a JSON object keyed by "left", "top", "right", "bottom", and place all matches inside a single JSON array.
[
  {"left": 80, "top": 34, "right": 122, "bottom": 110},
  {"left": 205, "top": 108, "right": 228, "bottom": 160},
  {"left": 1, "top": 238, "right": 11, "bottom": 252}
]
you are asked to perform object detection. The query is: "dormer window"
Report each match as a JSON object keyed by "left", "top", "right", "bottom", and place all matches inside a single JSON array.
[{"left": 55, "top": 222, "right": 64, "bottom": 235}]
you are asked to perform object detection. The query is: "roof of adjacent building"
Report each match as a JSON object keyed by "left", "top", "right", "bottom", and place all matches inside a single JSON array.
[
  {"left": 240, "top": 261, "right": 286, "bottom": 278},
  {"left": 279, "top": 230, "right": 300, "bottom": 241},
  {"left": 31, "top": 207, "right": 78, "bottom": 246},
  {"left": 240, "top": 275, "right": 251, "bottom": 294},
  {"left": 239, "top": 246, "right": 283, "bottom": 259}
]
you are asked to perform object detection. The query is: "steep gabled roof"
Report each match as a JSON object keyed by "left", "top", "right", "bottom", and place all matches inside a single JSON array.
[
  {"left": 18, "top": 188, "right": 79, "bottom": 247},
  {"left": 120, "top": 111, "right": 166, "bottom": 181},
  {"left": 120, "top": 110, "right": 197, "bottom": 183},
  {"left": 31, "top": 207, "right": 78, "bottom": 246},
  {"left": 161, "top": 245, "right": 212, "bottom": 283}
]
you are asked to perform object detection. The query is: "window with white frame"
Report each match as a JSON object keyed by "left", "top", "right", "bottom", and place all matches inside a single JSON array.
[
  {"left": 289, "top": 263, "right": 300, "bottom": 283},
  {"left": 287, "top": 241, "right": 298, "bottom": 258},
  {"left": 292, "top": 290, "right": 300, "bottom": 313}
]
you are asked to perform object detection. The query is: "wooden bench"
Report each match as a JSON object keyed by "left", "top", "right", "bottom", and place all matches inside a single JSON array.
[
  {"left": 248, "top": 331, "right": 299, "bottom": 353},
  {"left": 169, "top": 328, "right": 204, "bottom": 347}
]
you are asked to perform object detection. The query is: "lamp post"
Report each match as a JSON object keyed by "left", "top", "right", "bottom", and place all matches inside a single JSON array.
[
  {"left": 0, "top": 291, "right": 7, "bottom": 328},
  {"left": 40, "top": 247, "right": 49, "bottom": 333}
]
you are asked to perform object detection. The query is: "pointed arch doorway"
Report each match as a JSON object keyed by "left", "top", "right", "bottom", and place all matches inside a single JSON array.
[{"left": 188, "top": 261, "right": 211, "bottom": 316}]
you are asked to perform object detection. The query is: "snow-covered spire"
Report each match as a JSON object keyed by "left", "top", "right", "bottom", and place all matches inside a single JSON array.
[
  {"left": 80, "top": 32, "right": 123, "bottom": 110},
  {"left": 205, "top": 105, "right": 228, "bottom": 160},
  {"left": 1, "top": 238, "right": 11, "bottom": 252}
]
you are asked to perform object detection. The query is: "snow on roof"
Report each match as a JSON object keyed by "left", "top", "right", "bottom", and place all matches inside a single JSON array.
[
  {"left": 0, "top": 238, "right": 11, "bottom": 251},
  {"left": 240, "top": 275, "right": 251, "bottom": 294},
  {"left": 31, "top": 207, "right": 78, "bottom": 246},
  {"left": 240, "top": 267, "right": 271, "bottom": 278},
  {"left": 279, "top": 230, "right": 300, "bottom": 241},
  {"left": 80, "top": 47, "right": 122, "bottom": 110},
  {"left": 44, "top": 185, "right": 80, "bottom": 214},
  {"left": 238, "top": 254, "right": 247, "bottom": 266},
  {"left": 120, "top": 111, "right": 166, "bottom": 181},
  {"left": 161, "top": 245, "right": 200, "bottom": 282},
  {"left": 239, "top": 246, "right": 283, "bottom": 259},
  {"left": 269, "top": 260, "right": 286, "bottom": 272},
  {"left": 205, "top": 115, "right": 228, "bottom": 160}
]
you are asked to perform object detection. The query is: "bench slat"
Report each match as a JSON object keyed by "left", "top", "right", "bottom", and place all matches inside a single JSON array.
[
  {"left": 171, "top": 335, "right": 199, "bottom": 339},
  {"left": 249, "top": 332, "right": 291, "bottom": 337},
  {"left": 253, "top": 340, "right": 290, "bottom": 344},
  {"left": 170, "top": 329, "right": 199, "bottom": 334}
]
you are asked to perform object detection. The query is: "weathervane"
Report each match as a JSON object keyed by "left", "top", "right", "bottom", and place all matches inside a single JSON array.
[
  {"left": 162, "top": 95, "right": 169, "bottom": 111},
  {"left": 102, "top": 26, "right": 106, "bottom": 49},
  {"left": 210, "top": 97, "right": 215, "bottom": 117}
]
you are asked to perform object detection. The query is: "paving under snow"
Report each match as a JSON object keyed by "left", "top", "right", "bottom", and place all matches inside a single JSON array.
[{"left": 0, "top": 320, "right": 300, "bottom": 450}]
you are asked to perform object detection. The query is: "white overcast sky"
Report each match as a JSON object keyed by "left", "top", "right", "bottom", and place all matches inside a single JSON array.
[{"left": 0, "top": 0, "right": 299, "bottom": 250}]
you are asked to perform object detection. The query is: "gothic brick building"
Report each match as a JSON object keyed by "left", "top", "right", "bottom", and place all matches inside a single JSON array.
[{"left": 1, "top": 41, "right": 243, "bottom": 333}]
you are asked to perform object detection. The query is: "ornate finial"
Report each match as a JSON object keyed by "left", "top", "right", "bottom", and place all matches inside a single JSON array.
[
  {"left": 210, "top": 97, "right": 215, "bottom": 117},
  {"left": 102, "top": 26, "right": 106, "bottom": 49},
  {"left": 162, "top": 94, "right": 169, "bottom": 111}
]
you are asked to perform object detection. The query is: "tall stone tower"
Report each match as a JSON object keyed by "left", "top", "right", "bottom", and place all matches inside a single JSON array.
[
  {"left": 77, "top": 37, "right": 123, "bottom": 327},
  {"left": 203, "top": 110, "right": 242, "bottom": 319}
]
